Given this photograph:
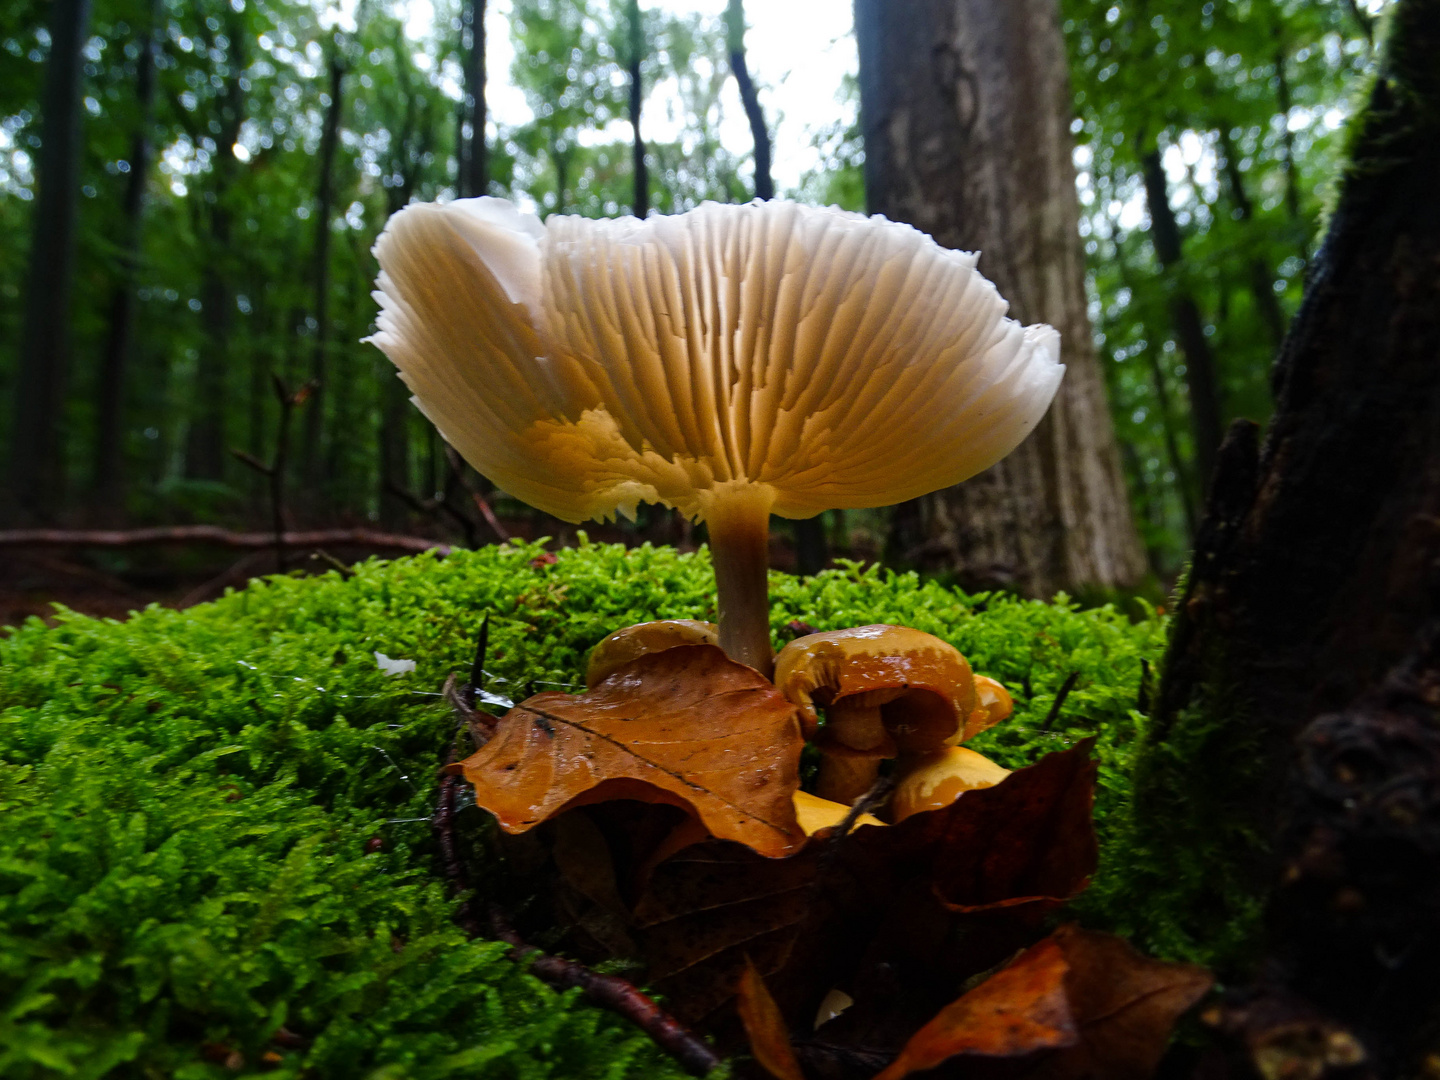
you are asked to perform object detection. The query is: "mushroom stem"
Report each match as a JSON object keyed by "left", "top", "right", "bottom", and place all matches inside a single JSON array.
[
  {"left": 817, "top": 751, "right": 883, "bottom": 806},
  {"left": 705, "top": 488, "right": 775, "bottom": 675}
]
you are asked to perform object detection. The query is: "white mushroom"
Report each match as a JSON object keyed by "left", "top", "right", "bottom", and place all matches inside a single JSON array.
[{"left": 370, "top": 198, "right": 1064, "bottom": 674}]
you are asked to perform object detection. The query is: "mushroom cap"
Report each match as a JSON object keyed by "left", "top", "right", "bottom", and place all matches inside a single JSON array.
[
  {"left": 773, "top": 624, "right": 985, "bottom": 751},
  {"left": 967, "top": 674, "right": 1014, "bottom": 741},
  {"left": 370, "top": 197, "right": 1064, "bottom": 524},
  {"left": 891, "top": 746, "right": 1012, "bottom": 822},
  {"left": 585, "top": 619, "right": 720, "bottom": 688},
  {"left": 792, "top": 789, "right": 886, "bottom": 836}
]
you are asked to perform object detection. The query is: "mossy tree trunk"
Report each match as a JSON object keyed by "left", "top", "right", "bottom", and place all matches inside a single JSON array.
[
  {"left": 855, "top": 0, "right": 1147, "bottom": 599},
  {"left": 1139, "top": 0, "right": 1440, "bottom": 1070}
]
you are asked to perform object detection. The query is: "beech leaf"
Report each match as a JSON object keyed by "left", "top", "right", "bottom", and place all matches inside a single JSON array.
[
  {"left": 1027, "top": 925, "right": 1213, "bottom": 1080},
  {"left": 629, "top": 743, "right": 1100, "bottom": 1028},
  {"left": 454, "top": 644, "right": 807, "bottom": 858},
  {"left": 837, "top": 736, "right": 1097, "bottom": 919},
  {"left": 736, "top": 958, "right": 808, "bottom": 1080},
  {"left": 872, "top": 937, "right": 1079, "bottom": 1080}
]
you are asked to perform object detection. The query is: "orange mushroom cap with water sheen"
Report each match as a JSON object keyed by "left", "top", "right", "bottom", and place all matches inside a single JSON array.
[
  {"left": 773, "top": 625, "right": 991, "bottom": 747},
  {"left": 369, "top": 198, "right": 1065, "bottom": 674},
  {"left": 585, "top": 619, "right": 719, "bottom": 688},
  {"left": 774, "top": 624, "right": 1008, "bottom": 805}
]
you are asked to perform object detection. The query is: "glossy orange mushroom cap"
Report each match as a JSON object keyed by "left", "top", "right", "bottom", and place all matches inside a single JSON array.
[{"left": 773, "top": 625, "right": 979, "bottom": 749}]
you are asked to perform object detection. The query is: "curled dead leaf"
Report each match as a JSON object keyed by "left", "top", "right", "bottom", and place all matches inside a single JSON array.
[
  {"left": 629, "top": 743, "right": 1100, "bottom": 1030},
  {"left": 872, "top": 937, "right": 1079, "bottom": 1080},
  {"left": 1030, "top": 925, "right": 1213, "bottom": 1080},
  {"left": 737, "top": 958, "right": 808, "bottom": 1080},
  {"left": 453, "top": 644, "right": 807, "bottom": 858}
]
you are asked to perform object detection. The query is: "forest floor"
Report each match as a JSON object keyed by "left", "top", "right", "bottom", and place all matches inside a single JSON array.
[{"left": 0, "top": 521, "right": 869, "bottom": 628}]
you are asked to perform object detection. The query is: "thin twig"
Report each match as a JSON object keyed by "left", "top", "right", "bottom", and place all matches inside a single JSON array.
[
  {"left": 430, "top": 768, "right": 719, "bottom": 1075},
  {"left": 828, "top": 772, "right": 898, "bottom": 845},
  {"left": 432, "top": 771, "right": 486, "bottom": 937},
  {"left": 177, "top": 550, "right": 272, "bottom": 608},
  {"left": 1041, "top": 672, "right": 1081, "bottom": 731},
  {"left": 443, "top": 672, "right": 497, "bottom": 750},
  {"left": 444, "top": 444, "right": 511, "bottom": 542},
  {"left": 310, "top": 549, "right": 355, "bottom": 579},
  {"left": 487, "top": 904, "right": 721, "bottom": 1077},
  {"left": 385, "top": 477, "right": 479, "bottom": 549}
]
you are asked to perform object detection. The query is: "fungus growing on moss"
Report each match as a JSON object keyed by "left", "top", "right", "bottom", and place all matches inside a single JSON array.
[
  {"left": 585, "top": 619, "right": 719, "bottom": 688},
  {"left": 774, "top": 624, "right": 1012, "bottom": 805},
  {"left": 370, "top": 198, "right": 1063, "bottom": 673}
]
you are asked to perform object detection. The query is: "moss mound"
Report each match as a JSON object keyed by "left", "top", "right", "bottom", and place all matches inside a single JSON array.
[{"left": 0, "top": 540, "right": 1164, "bottom": 1079}]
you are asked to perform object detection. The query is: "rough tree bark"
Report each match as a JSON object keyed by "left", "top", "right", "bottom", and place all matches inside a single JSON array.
[
  {"left": 857, "top": 0, "right": 1146, "bottom": 597},
  {"left": 93, "top": 0, "right": 158, "bottom": 521},
  {"left": 626, "top": 0, "right": 647, "bottom": 219},
  {"left": 9, "top": 0, "right": 93, "bottom": 521},
  {"left": 1140, "top": 147, "right": 1226, "bottom": 490},
  {"left": 1140, "top": 1, "right": 1440, "bottom": 1071}
]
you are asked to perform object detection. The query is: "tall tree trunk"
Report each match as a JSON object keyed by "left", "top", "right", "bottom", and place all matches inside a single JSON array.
[
  {"left": 1137, "top": 2, "right": 1440, "bottom": 1068},
  {"left": 552, "top": 149, "right": 569, "bottom": 215},
  {"left": 858, "top": 0, "right": 1146, "bottom": 597},
  {"left": 1218, "top": 128, "right": 1289, "bottom": 351},
  {"left": 459, "top": 0, "right": 487, "bottom": 197},
  {"left": 93, "top": 0, "right": 159, "bottom": 522},
  {"left": 626, "top": 0, "right": 647, "bottom": 218},
  {"left": 1107, "top": 223, "right": 1199, "bottom": 537},
  {"left": 185, "top": 30, "right": 246, "bottom": 483},
  {"left": 301, "top": 51, "right": 345, "bottom": 505},
  {"left": 1140, "top": 147, "right": 1226, "bottom": 491},
  {"left": 725, "top": 0, "right": 772, "bottom": 201},
  {"left": 9, "top": 0, "right": 93, "bottom": 521}
]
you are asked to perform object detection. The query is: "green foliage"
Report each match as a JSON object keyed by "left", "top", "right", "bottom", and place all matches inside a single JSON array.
[
  {"left": 1061, "top": 0, "right": 1379, "bottom": 573},
  {"left": 2, "top": 540, "right": 1171, "bottom": 1075}
]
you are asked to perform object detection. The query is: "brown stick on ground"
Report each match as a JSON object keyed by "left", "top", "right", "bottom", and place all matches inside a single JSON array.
[
  {"left": 431, "top": 770, "right": 720, "bottom": 1076},
  {"left": 0, "top": 526, "right": 451, "bottom": 554}
]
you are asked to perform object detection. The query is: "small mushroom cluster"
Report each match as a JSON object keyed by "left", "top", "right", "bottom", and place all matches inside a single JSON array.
[
  {"left": 589, "top": 619, "right": 1015, "bottom": 829},
  {"left": 370, "top": 196, "right": 1060, "bottom": 829}
]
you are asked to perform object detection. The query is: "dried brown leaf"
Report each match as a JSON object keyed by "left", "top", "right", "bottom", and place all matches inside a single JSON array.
[
  {"left": 628, "top": 743, "right": 1100, "bottom": 1031},
  {"left": 454, "top": 644, "right": 806, "bottom": 857},
  {"left": 871, "top": 938, "right": 1079, "bottom": 1080},
  {"left": 737, "top": 958, "right": 808, "bottom": 1080},
  {"left": 1027, "top": 925, "right": 1213, "bottom": 1080}
]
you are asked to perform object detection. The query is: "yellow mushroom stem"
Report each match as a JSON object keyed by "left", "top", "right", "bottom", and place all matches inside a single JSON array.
[
  {"left": 704, "top": 488, "right": 777, "bottom": 676},
  {"left": 816, "top": 690, "right": 902, "bottom": 804}
]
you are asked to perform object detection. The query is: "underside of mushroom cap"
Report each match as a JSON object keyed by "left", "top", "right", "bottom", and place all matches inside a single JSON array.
[{"left": 370, "top": 197, "right": 1064, "bottom": 524}]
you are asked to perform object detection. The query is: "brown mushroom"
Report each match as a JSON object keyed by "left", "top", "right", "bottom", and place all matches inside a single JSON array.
[
  {"left": 774, "top": 625, "right": 991, "bottom": 804},
  {"left": 585, "top": 619, "right": 719, "bottom": 688}
]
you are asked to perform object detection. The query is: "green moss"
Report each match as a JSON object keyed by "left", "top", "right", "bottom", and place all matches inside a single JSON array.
[{"left": 2, "top": 540, "right": 1169, "bottom": 1078}]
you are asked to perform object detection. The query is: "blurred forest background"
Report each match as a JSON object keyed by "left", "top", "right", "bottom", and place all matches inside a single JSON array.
[{"left": 0, "top": 0, "right": 1385, "bottom": 618}]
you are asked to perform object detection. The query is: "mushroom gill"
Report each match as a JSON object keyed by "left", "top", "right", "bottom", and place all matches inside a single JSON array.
[{"left": 370, "top": 198, "right": 1064, "bottom": 673}]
